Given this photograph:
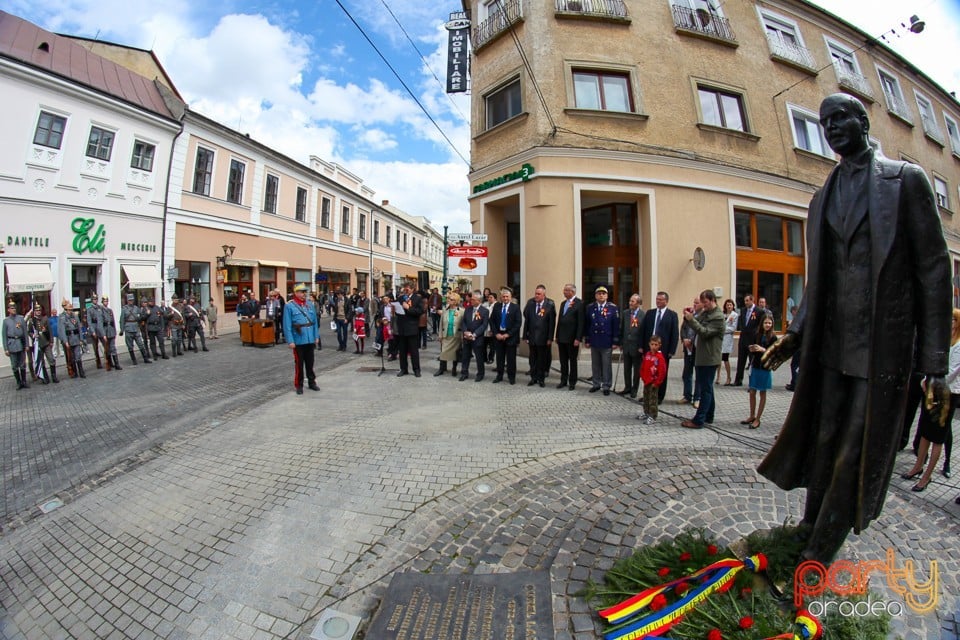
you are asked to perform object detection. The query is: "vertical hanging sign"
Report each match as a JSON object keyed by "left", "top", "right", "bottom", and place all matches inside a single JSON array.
[{"left": 445, "top": 12, "right": 470, "bottom": 94}]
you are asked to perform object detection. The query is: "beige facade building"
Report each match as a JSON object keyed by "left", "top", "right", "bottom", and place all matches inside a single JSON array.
[{"left": 463, "top": 0, "right": 960, "bottom": 323}]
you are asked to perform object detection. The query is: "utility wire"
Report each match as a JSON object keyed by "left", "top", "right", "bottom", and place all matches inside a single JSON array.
[
  {"left": 377, "top": 0, "right": 470, "bottom": 125},
  {"left": 334, "top": 0, "right": 472, "bottom": 169}
]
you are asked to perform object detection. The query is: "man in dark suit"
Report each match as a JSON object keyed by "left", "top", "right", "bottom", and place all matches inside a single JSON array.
[
  {"left": 459, "top": 290, "right": 489, "bottom": 382},
  {"left": 488, "top": 287, "right": 522, "bottom": 384},
  {"left": 522, "top": 284, "right": 557, "bottom": 387},
  {"left": 619, "top": 293, "right": 644, "bottom": 398},
  {"left": 641, "top": 291, "right": 679, "bottom": 403},
  {"left": 394, "top": 283, "right": 425, "bottom": 377},
  {"left": 554, "top": 283, "right": 585, "bottom": 390},
  {"left": 732, "top": 294, "right": 760, "bottom": 386},
  {"left": 759, "top": 93, "right": 951, "bottom": 563}
]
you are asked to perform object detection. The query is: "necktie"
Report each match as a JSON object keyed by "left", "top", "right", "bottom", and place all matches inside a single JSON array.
[
  {"left": 654, "top": 309, "right": 662, "bottom": 334},
  {"left": 536, "top": 303, "right": 541, "bottom": 315},
  {"left": 501, "top": 304, "right": 508, "bottom": 330}
]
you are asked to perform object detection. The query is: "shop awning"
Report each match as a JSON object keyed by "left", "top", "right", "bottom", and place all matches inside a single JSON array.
[
  {"left": 225, "top": 257, "right": 259, "bottom": 267},
  {"left": 4, "top": 263, "right": 54, "bottom": 293},
  {"left": 121, "top": 264, "right": 162, "bottom": 289},
  {"left": 259, "top": 259, "right": 289, "bottom": 268}
]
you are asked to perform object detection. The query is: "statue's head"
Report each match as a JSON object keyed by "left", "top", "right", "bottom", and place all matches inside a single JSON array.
[{"left": 819, "top": 93, "right": 870, "bottom": 158}]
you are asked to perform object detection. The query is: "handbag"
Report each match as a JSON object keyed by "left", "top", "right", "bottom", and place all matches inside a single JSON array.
[{"left": 330, "top": 321, "right": 337, "bottom": 331}]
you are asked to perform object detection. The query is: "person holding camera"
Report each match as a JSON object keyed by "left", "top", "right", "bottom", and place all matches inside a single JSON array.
[{"left": 283, "top": 283, "right": 320, "bottom": 395}]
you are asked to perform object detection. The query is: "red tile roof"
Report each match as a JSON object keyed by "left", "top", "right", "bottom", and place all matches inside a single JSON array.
[{"left": 0, "top": 10, "right": 177, "bottom": 120}]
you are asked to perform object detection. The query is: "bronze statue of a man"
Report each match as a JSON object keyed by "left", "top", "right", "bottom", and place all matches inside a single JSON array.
[{"left": 759, "top": 93, "right": 952, "bottom": 563}]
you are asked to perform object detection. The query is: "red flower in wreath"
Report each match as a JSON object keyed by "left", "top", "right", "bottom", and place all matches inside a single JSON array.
[
  {"left": 674, "top": 581, "right": 690, "bottom": 596},
  {"left": 738, "top": 616, "right": 754, "bottom": 630},
  {"left": 679, "top": 552, "right": 692, "bottom": 562},
  {"left": 706, "top": 629, "right": 723, "bottom": 640},
  {"left": 650, "top": 594, "right": 668, "bottom": 611},
  {"left": 740, "top": 587, "right": 752, "bottom": 599},
  {"left": 658, "top": 567, "right": 671, "bottom": 577},
  {"left": 706, "top": 544, "right": 718, "bottom": 556}
]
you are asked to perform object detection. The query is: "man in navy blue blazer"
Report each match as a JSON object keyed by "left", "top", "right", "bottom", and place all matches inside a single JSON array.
[
  {"left": 642, "top": 291, "right": 680, "bottom": 403},
  {"left": 460, "top": 290, "right": 490, "bottom": 382},
  {"left": 488, "top": 287, "right": 522, "bottom": 384}
]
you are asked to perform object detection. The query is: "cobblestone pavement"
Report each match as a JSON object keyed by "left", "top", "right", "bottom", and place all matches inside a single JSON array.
[{"left": 1, "top": 329, "right": 958, "bottom": 639}]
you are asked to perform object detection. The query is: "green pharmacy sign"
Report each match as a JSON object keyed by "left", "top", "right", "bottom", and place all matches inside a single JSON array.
[
  {"left": 472, "top": 163, "right": 534, "bottom": 194},
  {"left": 71, "top": 217, "right": 106, "bottom": 254}
]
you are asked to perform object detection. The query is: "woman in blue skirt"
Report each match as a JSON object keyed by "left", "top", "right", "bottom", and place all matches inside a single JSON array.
[{"left": 742, "top": 313, "right": 777, "bottom": 429}]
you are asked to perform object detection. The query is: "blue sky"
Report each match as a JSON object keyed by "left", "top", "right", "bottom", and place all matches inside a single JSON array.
[{"left": 2, "top": 0, "right": 958, "bottom": 235}]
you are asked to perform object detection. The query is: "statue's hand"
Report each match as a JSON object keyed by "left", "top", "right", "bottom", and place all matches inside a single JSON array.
[
  {"left": 924, "top": 375, "right": 951, "bottom": 426},
  {"left": 761, "top": 332, "right": 799, "bottom": 371}
]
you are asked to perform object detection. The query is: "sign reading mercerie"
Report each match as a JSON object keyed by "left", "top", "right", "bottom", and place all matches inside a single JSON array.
[{"left": 472, "top": 163, "right": 534, "bottom": 194}]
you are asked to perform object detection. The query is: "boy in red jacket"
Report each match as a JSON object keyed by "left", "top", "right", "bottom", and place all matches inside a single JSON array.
[{"left": 638, "top": 335, "right": 667, "bottom": 425}]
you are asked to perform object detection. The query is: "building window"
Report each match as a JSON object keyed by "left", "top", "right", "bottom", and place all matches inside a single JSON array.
[
  {"left": 934, "top": 176, "right": 950, "bottom": 211},
  {"left": 396, "top": 229, "right": 401, "bottom": 248},
  {"left": 945, "top": 115, "right": 960, "bottom": 157},
  {"left": 915, "top": 91, "right": 945, "bottom": 143},
  {"left": 359, "top": 213, "right": 367, "bottom": 240},
  {"left": 573, "top": 70, "right": 633, "bottom": 112},
  {"left": 386, "top": 225, "right": 392, "bottom": 247},
  {"left": 263, "top": 174, "right": 279, "bottom": 214},
  {"left": 374, "top": 220, "right": 381, "bottom": 244},
  {"left": 698, "top": 85, "right": 747, "bottom": 131},
  {"left": 227, "top": 159, "right": 245, "bottom": 204},
  {"left": 670, "top": 0, "right": 735, "bottom": 42},
  {"left": 760, "top": 11, "right": 814, "bottom": 69},
  {"left": 192, "top": 147, "right": 214, "bottom": 196},
  {"left": 34, "top": 111, "right": 67, "bottom": 149},
  {"left": 485, "top": 78, "right": 522, "bottom": 129},
  {"left": 341, "top": 206, "right": 351, "bottom": 235},
  {"left": 877, "top": 68, "right": 912, "bottom": 123},
  {"left": 130, "top": 141, "right": 156, "bottom": 171},
  {"left": 788, "top": 105, "right": 831, "bottom": 157},
  {"left": 403, "top": 233, "right": 408, "bottom": 253},
  {"left": 295, "top": 187, "right": 307, "bottom": 221},
  {"left": 734, "top": 210, "right": 805, "bottom": 331},
  {"left": 826, "top": 39, "right": 872, "bottom": 99},
  {"left": 86, "top": 126, "right": 115, "bottom": 161},
  {"left": 321, "top": 197, "right": 331, "bottom": 228}
]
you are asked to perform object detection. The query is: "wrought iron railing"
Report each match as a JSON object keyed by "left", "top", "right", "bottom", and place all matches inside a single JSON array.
[
  {"left": 766, "top": 35, "right": 815, "bottom": 70},
  {"left": 555, "top": 0, "right": 628, "bottom": 19},
  {"left": 833, "top": 62, "right": 875, "bottom": 101},
  {"left": 920, "top": 114, "right": 945, "bottom": 144},
  {"left": 671, "top": 4, "right": 736, "bottom": 42},
  {"left": 883, "top": 92, "right": 914, "bottom": 124},
  {"left": 473, "top": 0, "right": 524, "bottom": 49}
]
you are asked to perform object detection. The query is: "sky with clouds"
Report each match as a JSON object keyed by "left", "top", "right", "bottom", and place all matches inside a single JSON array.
[{"left": 2, "top": 0, "right": 958, "bottom": 235}]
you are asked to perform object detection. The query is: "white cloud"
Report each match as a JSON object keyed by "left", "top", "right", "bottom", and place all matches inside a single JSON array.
[{"left": 355, "top": 128, "right": 398, "bottom": 151}]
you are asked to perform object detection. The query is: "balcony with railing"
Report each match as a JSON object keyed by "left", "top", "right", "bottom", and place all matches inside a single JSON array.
[
  {"left": 832, "top": 62, "right": 875, "bottom": 102},
  {"left": 766, "top": 35, "right": 816, "bottom": 73},
  {"left": 920, "top": 114, "right": 946, "bottom": 146},
  {"left": 883, "top": 92, "right": 914, "bottom": 126},
  {"left": 671, "top": 4, "right": 736, "bottom": 45},
  {"left": 473, "top": 0, "right": 524, "bottom": 50},
  {"left": 555, "top": 0, "right": 629, "bottom": 22}
]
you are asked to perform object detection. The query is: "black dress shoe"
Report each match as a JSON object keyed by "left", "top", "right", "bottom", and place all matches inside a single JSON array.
[
  {"left": 589, "top": 386, "right": 600, "bottom": 393},
  {"left": 308, "top": 382, "right": 320, "bottom": 391},
  {"left": 556, "top": 381, "right": 567, "bottom": 389},
  {"left": 397, "top": 371, "right": 408, "bottom": 377},
  {"left": 569, "top": 384, "right": 576, "bottom": 390},
  {"left": 617, "top": 389, "right": 630, "bottom": 396},
  {"left": 296, "top": 387, "right": 303, "bottom": 395},
  {"left": 434, "top": 369, "right": 446, "bottom": 377},
  {"left": 538, "top": 380, "right": 544, "bottom": 388},
  {"left": 528, "top": 379, "right": 537, "bottom": 386},
  {"left": 458, "top": 375, "right": 468, "bottom": 381},
  {"left": 414, "top": 371, "right": 421, "bottom": 377},
  {"left": 475, "top": 375, "right": 484, "bottom": 382},
  {"left": 732, "top": 382, "right": 743, "bottom": 387},
  {"left": 492, "top": 376, "right": 503, "bottom": 383},
  {"left": 603, "top": 389, "right": 610, "bottom": 396},
  {"left": 509, "top": 378, "right": 515, "bottom": 385}
]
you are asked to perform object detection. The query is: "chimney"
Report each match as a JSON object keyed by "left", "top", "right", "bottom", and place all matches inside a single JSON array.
[{"left": 381, "top": 200, "right": 389, "bottom": 206}]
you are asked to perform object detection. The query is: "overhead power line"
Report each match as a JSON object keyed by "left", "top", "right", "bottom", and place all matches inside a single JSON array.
[{"left": 334, "top": 0, "right": 472, "bottom": 169}]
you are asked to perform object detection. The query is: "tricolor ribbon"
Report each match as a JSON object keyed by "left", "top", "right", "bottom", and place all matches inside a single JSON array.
[
  {"left": 762, "top": 609, "right": 823, "bottom": 640},
  {"left": 599, "top": 555, "right": 767, "bottom": 640}
]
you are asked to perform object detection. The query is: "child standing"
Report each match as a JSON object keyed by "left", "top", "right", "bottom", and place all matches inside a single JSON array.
[
  {"left": 743, "top": 314, "right": 777, "bottom": 429},
  {"left": 638, "top": 336, "right": 667, "bottom": 425},
  {"left": 353, "top": 307, "right": 367, "bottom": 354}
]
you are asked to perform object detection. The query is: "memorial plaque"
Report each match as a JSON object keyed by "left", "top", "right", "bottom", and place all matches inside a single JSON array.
[{"left": 366, "top": 571, "right": 554, "bottom": 640}]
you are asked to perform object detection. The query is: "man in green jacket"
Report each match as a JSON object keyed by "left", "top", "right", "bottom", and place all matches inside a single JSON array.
[{"left": 680, "top": 289, "right": 724, "bottom": 428}]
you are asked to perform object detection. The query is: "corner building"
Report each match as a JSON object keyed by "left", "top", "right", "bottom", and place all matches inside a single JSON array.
[{"left": 464, "top": 0, "right": 960, "bottom": 322}]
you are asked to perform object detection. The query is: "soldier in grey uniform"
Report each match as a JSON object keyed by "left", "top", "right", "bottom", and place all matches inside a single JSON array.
[
  {"left": 184, "top": 296, "right": 209, "bottom": 353},
  {"left": 120, "top": 293, "right": 152, "bottom": 365},
  {"left": 96, "top": 295, "right": 122, "bottom": 371},
  {"left": 167, "top": 296, "right": 185, "bottom": 357},
  {"left": 27, "top": 302, "right": 56, "bottom": 383},
  {"left": 4, "top": 301, "right": 29, "bottom": 389},
  {"left": 58, "top": 299, "right": 86, "bottom": 378},
  {"left": 86, "top": 294, "right": 105, "bottom": 369},
  {"left": 145, "top": 298, "right": 169, "bottom": 360}
]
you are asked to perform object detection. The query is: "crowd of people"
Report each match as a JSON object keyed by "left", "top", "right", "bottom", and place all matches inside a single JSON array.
[{"left": 3, "top": 292, "right": 214, "bottom": 388}]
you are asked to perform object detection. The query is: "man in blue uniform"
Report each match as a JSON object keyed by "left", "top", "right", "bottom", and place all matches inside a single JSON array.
[{"left": 584, "top": 285, "right": 620, "bottom": 395}]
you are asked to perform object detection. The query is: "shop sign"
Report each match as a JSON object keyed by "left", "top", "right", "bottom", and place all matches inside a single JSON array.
[
  {"left": 447, "top": 245, "right": 488, "bottom": 276},
  {"left": 472, "top": 163, "right": 534, "bottom": 194},
  {"left": 71, "top": 217, "right": 106, "bottom": 254},
  {"left": 119, "top": 242, "right": 158, "bottom": 253},
  {"left": 5, "top": 235, "right": 50, "bottom": 248}
]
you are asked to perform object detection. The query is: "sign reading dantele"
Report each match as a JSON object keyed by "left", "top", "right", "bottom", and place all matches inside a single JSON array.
[{"left": 366, "top": 570, "right": 554, "bottom": 640}]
